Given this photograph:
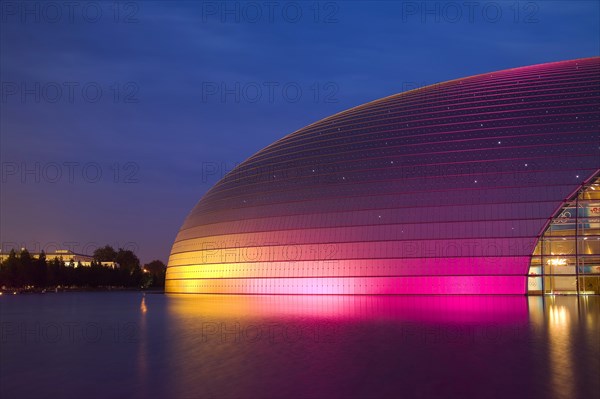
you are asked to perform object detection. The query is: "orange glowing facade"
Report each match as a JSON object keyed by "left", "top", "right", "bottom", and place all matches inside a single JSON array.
[{"left": 166, "top": 58, "right": 600, "bottom": 295}]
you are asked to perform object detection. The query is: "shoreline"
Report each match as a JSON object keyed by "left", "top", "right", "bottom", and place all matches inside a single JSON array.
[{"left": 0, "top": 287, "right": 164, "bottom": 295}]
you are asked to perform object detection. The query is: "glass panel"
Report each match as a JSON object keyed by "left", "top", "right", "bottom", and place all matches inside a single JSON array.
[
  {"left": 579, "top": 276, "right": 600, "bottom": 294},
  {"left": 541, "top": 239, "right": 576, "bottom": 256},
  {"left": 530, "top": 175, "right": 600, "bottom": 295},
  {"left": 543, "top": 257, "right": 576, "bottom": 275},
  {"left": 528, "top": 276, "right": 543, "bottom": 293},
  {"left": 529, "top": 265, "right": 542, "bottom": 276},
  {"left": 544, "top": 276, "right": 577, "bottom": 294}
]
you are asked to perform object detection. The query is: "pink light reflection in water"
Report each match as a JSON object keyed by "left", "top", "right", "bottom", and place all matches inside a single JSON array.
[{"left": 166, "top": 294, "right": 528, "bottom": 324}]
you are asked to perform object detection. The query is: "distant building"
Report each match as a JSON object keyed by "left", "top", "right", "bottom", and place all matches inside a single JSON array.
[{"left": 0, "top": 249, "right": 118, "bottom": 268}]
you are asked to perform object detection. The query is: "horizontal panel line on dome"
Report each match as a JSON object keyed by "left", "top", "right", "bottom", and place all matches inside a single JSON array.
[
  {"left": 165, "top": 276, "right": 529, "bottom": 281},
  {"left": 215, "top": 118, "right": 599, "bottom": 185},
  {"left": 172, "top": 242, "right": 597, "bottom": 260},
  {"left": 166, "top": 260, "right": 532, "bottom": 277},
  {"left": 255, "top": 91, "right": 600, "bottom": 156},
  {"left": 274, "top": 85, "right": 600, "bottom": 142},
  {"left": 280, "top": 64, "right": 600, "bottom": 134},
  {"left": 255, "top": 83, "right": 600, "bottom": 153},
  {"left": 532, "top": 256, "right": 600, "bottom": 259},
  {"left": 317, "top": 67, "right": 600, "bottom": 107},
  {"left": 169, "top": 238, "right": 541, "bottom": 263},
  {"left": 389, "top": 60, "right": 598, "bottom": 90},
  {"left": 253, "top": 124, "right": 598, "bottom": 173},
  {"left": 271, "top": 70, "right": 599, "bottom": 134},
  {"left": 172, "top": 237, "right": 539, "bottom": 255},
  {"left": 250, "top": 130, "right": 599, "bottom": 173},
  {"left": 187, "top": 198, "right": 564, "bottom": 225},
  {"left": 165, "top": 272, "right": 532, "bottom": 279},
  {"left": 190, "top": 181, "right": 596, "bottom": 221},
  {"left": 408, "top": 58, "right": 595, "bottom": 84},
  {"left": 206, "top": 141, "right": 599, "bottom": 201},
  {"left": 258, "top": 109, "right": 600, "bottom": 152},
  {"left": 198, "top": 165, "right": 599, "bottom": 211},
  {"left": 178, "top": 218, "right": 556, "bottom": 240},
  {"left": 258, "top": 112, "right": 599, "bottom": 165},
  {"left": 258, "top": 96, "right": 599, "bottom": 158},
  {"left": 527, "top": 274, "right": 600, "bottom": 277},
  {"left": 270, "top": 107, "right": 599, "bottom": 150},
  {"left": 354, "top": 66, "right": 597, "bottom": 105},
  {"left": 170, "top": 248, "right": 532, "bottom": 261},
  {"left": 180, "top": 212, "right": 554, "bottom": 243},
  {"left": 179, "top": 199, "right": 565, "bottom": 236},
  {"left": 216, "top": 144, "right": 598, "bottom": 199},
  {"left": 286, "top": 98, "right": 597, "bottom": 148},
  {"left": 165, "top": 274, "right": 535, "bottom": 281},
  {"left": 196, "top": 157, "right": 598, "bottom": 216},
  {"left": 212, "top": 155, "right": 597, "bottom": 200},
  {"left": 167, "top": 274, "right": 537, "bottom": 280},
  {"left": 194, "top": 156, "right": 597, "bottom": 213},
  {"left": 238, "top": 103, "right": 600, "bottom": 170},
  {"left": 165, "top": 290, "right": 529, "bottom": 296},
  {"left": 207, "top": 132, "right": 598, "bottom": 195},
  {"left": 206, "top": 165, "right": 597, "bottom": 203},
  {"left": 238, "top": 141, "right": 600, "bottom": 192},
  {"left": 255, "top": 111, "right": 598, "bottom": 165},
  {"left": 332, "top": 80, "right": 599, "bottom": 123},
  {"left": 169, "top": 241, "right": 539, "bottom": 259},
  {"left": 215, "top": 150, "right": 600, "bottom": 190},
  {"left": 166, "top": 293, "right": 528, "bottom": 296},
  {"left": 177, "top": 226, "right": 544, "bottom": 245},
  {"left": 167, "top": 255, "right": 531, "bottom": 263},
  {"left": 168, "top": 237, "right": 540, "bottom": 260},
  {"left": 246, "top": 116, "right": 600, "bottom": 168},
  {"left": 174, "top": 216, "right": 554, "bottom": 244},
  {"left": 216, "top": 123, "right": 599, "bottom": 188},
  {"left": 178, "top": 213, "right": 561, "bottom": 240},
  {"left": 167, "top": 259, "right": 531, "bottom": 268},
  {"left": 173, "top": 233, "right": 547, "bottom": 251},
  {"left": 164, "top": 276, "right": 529, "bottom": 294}
]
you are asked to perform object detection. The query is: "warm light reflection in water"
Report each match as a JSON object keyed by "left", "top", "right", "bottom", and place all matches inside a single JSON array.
[
  {"left": 1, "top": 293, "right": 597, "bottom": 399},
  {"left": 528, "top": 296, "right": 600, "bottom": 399},
  {"left": 137, "top": 294, "right": 149, "bottom": 398},
  {"left": 140, "top": 295, "right": 148, "bottom": 314},
  {"left": 548, "top": 303, "right": 574, "bottom": 399},
  {"left": 165, "top": 294, "right": 529, "bottom": 323},
  {"left": 159, "top": 294, "right": 599, "bottom": 398}
]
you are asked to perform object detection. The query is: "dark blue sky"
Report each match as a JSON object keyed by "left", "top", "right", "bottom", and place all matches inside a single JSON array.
[{"left": 1, "top": 1, "right": 598, "bottom": 262}]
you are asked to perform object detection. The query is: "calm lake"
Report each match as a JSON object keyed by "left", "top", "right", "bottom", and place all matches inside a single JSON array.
[{"left": 1, "top": 293, "right": 598, "bottom": 399}]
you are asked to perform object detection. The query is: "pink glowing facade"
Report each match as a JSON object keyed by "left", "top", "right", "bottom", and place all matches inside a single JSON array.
[{"left": 166, "top": 58, "right": 600, "bottom": 295}]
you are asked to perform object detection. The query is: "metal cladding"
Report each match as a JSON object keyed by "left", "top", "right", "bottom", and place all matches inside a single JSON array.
[{"left": 166, "top": 58, "right": 600, "bottom": 295}]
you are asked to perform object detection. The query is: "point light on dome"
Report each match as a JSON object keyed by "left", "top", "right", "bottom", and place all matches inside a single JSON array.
[{"left": 166, "top": 58, "right": 600, "bottom": 295}]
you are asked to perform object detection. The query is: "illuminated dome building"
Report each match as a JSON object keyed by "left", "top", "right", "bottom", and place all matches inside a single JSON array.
[{"left": 166, "top": 58, "right": 600, "bottom": 295}]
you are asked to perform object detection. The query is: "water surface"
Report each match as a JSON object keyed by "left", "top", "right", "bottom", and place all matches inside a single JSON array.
[{"left": 1, "top": 293, "right": 598, "bottom": 398}]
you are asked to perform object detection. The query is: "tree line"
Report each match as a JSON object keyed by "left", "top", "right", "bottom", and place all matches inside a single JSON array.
[{"left": 0, "top": 245, "right": 166, "bottom": 290}]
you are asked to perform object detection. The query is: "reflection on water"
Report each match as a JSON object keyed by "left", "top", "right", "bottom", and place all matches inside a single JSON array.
[
  {"left": 165, "top": 294, "right": 529, "bottom": 323},
  {"left": 140, "top": 295, "right": 148, "bottom": 314},
  {"left": 528, "top": 296, "right": 600, "bottom": 399},
  {"left": 137, "top": 294, "right": 149, "bottom": 398},
  {"left": 1, "top": 293, "right": 598, "bottom": 399},
  {"left": 548, "top": 299, "right": 575, "bottom": 399}
]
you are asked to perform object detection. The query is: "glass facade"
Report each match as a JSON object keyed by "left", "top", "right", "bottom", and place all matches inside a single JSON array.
[
  {"left": 528, "top": 175, "right": 600, "bottom": 295},
  {"left": 166, "top": 57, "right": 600, "bottom": 295}
]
